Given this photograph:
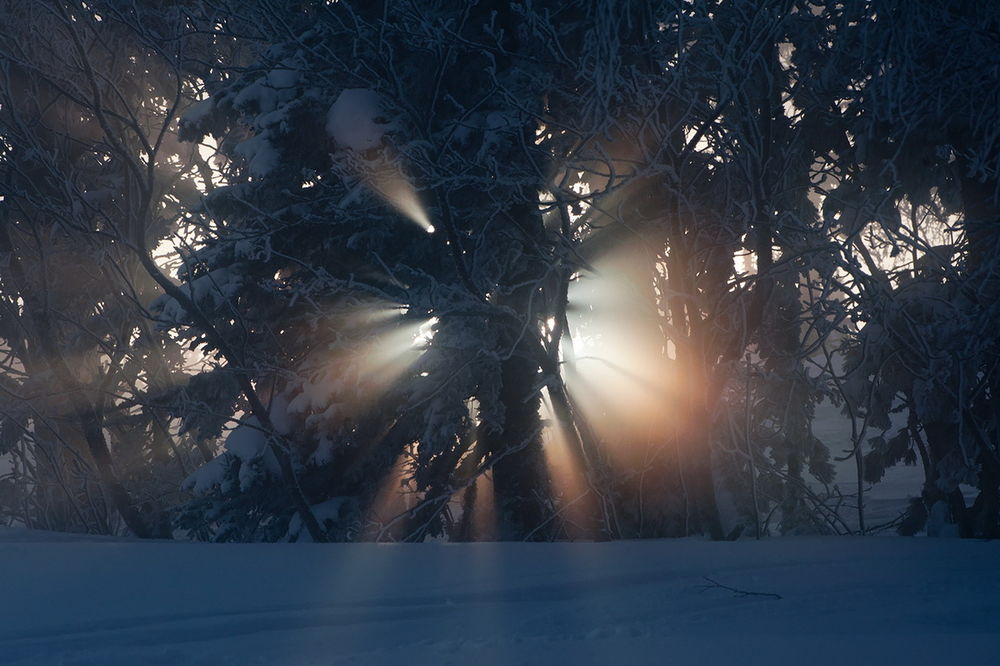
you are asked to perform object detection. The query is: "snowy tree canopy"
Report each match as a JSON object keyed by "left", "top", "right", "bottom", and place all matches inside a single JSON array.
[{"left": 0, "top": 0, "right": 998, "bottom": 542}]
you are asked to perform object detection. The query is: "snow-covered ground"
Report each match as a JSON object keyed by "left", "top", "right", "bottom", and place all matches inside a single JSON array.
[
  {"left": 1, "top": 529, "right": 997, "bottom": 665},
  {"left": 0, "top": 402, "right": 988, "bottom": 665}
]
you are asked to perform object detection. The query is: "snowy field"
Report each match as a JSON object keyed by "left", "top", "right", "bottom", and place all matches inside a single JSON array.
[
  {"left": 1, "top": 530, "right": 997, "bottom": 666},
  {"left": 0, "top": 400, "right": 989, "bottom": 665}
]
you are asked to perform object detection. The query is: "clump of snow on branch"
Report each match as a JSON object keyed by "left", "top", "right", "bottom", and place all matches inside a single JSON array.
[{"left": 326, "top": 89, "right": 389, "bottom": 151}]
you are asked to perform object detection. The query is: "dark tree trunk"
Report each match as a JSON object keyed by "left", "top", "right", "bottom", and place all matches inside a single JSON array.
[
  {"left": 969, "top": 452, "right": 1000, "bottom": 539},
  {"left": 920, "top": 421, "right": 971, "bottom": 537},
  {"left": 479, "top": 339, "right": 553, "bottom": 541}
]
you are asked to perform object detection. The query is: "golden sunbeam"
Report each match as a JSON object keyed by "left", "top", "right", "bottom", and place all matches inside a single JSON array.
[
  {"left": 466, "top": 473, "right": 497, "bottom": 542},
  {"left": 539, "top": 389, "right": 599, "bottom": 540},
  {"left": 562, "top": 242, "right": 681, "bottom": 465},
  {"left": 294, "top": 305, "right": 431, "bottom": 419},
  {"left": 364, "top": 442, "right": 418, "bottom": 541},
  {"left": 359, "top": 317, "right": 428, "bottom": 391},
  {"left": 313, "top": 309, "right": 438, "bottom": 542},
  {"left": 370, "top": 171, "right": 435, "bottom": 234},
  {"left": 327, "top": 89, "right": 435, "bottom": 233}
]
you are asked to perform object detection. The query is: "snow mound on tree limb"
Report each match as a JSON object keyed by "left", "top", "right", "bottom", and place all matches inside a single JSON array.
[
  {"left": 182, "top": 417, "right": 281, "bottom": 495},
  {"left": 326, "top": 89, "right": 388, "bottom": 151}
]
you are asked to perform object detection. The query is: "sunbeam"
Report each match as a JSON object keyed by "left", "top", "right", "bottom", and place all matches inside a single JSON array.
[
  {"left": 561, "top": 242, "right": 681, "bottom": 466},
  {"left": 292, "top": 304, "right": 432, "bottom": 420},
  {"left": 539, "top": 388, "right": 600, "bottom": 540},
  {"left": 327, "top": 88, "right": 435, "bottom": 233},
  {"left": 370, "top": 169, "right": 435, "bottom": 234}
]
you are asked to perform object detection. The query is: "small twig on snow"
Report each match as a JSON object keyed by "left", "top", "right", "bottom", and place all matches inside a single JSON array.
[{"left": 698, "top": 576, "right": 782, "bottom": 600}]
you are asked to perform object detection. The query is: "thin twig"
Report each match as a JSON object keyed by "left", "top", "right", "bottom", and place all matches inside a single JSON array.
[{"left": 698, "top": 576, "right": 783, "bottom": 600}]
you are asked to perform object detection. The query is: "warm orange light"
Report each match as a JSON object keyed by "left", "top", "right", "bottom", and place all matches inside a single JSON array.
[
  {"left": 364, "top": 442, "right": 418, "bottom": 541},
  {"left": 561, "top": 242, "right": 678, "bottom": 465},
  {"left": 539, "top": 389, "right": 600, "bottom": 540}
]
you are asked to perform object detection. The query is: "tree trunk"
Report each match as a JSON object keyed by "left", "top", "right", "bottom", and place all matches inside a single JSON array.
[{"left": 480, "top": 340, "right": 553, "bottom": 541}]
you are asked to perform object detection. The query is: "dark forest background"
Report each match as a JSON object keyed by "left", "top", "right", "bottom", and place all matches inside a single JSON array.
[{"left": 0, "top": 0, "right": 997, "bottom": 542}]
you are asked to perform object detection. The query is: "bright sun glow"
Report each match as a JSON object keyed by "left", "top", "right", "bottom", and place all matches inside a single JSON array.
[
  {"left": 294, "top": 305, "right": 432, "bottom": 424},
  {"left": 561, "top": 242, "right": 680, "bottom": 465}
]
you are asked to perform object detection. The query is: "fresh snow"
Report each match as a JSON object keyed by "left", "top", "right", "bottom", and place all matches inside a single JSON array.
[
  {"left": 233, "top": 133, "right": 281, "bottom": 177},
  {"left": 0, "top": 530, "right": 997, "bottom": 665},
  {"left": 182, "top": 417, "right": 280, "bottom": 496},
  {"left": 326, "top": 89, "right": 387, "bottom": 151}
]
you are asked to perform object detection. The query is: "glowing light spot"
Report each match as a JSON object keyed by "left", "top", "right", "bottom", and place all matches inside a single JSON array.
[
  {"left": 371, "top": 172, "right": 435, "bottom": 234},
  {"left": 412, "top": 317, "right": 438, "bottom": 347}
]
